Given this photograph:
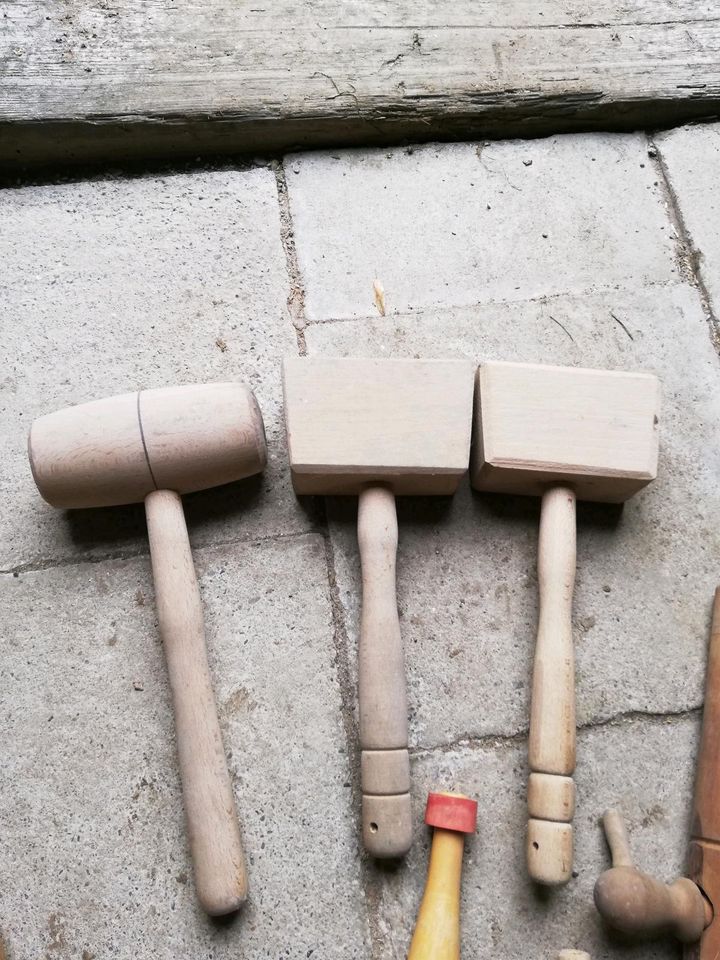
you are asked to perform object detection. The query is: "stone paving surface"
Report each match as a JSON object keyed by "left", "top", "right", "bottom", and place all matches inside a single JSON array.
[{"left": 2, "top": 123, "right": 720, "bottom": 959}]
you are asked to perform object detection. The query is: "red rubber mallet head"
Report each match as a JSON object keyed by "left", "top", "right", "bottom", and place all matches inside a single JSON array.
[{"left": 425, "top": 792, "right": 478, "bottom": 834}]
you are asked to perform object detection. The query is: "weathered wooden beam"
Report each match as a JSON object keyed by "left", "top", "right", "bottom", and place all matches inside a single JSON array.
[{"left": 2, "top": 1, "right": 720, "bottom": 167}]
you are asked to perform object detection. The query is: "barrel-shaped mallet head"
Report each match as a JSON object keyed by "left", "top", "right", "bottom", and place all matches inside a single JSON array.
[
  {"left": 28, "top": 381, "right": 266, "bottom": 917},
  {"left": 29, "top": 382, "right": 267, "bottom": 508}
]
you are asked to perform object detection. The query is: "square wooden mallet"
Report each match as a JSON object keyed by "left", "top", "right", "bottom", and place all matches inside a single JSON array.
[
  {"left": 471, "top": 361, "right": 660, "bottom": 885},
  {"left": 283, "top": 357, "right": 474, "bottom": 858}
]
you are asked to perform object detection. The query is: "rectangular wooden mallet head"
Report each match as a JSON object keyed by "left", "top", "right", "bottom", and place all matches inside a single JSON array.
[
  {"left": 471, "top": 361, "right": 661, "bottom": 503},
  {"left": 283, "top": 357, "right": 475, "bottom": 495}
]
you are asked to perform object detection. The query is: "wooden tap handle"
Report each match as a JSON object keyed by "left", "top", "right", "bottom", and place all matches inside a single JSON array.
[
  {"left": 145, "top": 489, "right": 247, "bottom": 915},
  {"left": 357, "top": 484, "right": 412, "bottom": 858},
  {"left": 594, "top": 809, "right": 708, "bottom": 943},
  {"left": 527, "top": 485, "right": 577, "bottom": 885}
]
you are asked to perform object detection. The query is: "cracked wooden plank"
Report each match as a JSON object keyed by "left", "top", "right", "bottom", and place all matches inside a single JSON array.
[{"left": 1, "top": 0, "right": 720, "bottom": 167}]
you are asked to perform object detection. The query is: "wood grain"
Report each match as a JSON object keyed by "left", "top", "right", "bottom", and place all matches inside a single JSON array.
[
  {"left": 3, "top": 1, "right": 720, "bottom": 167},
  {"left": 407, "top": 828, "right": 466, "bottom": 960},
  {"left": 472, "top": 362, "right": 661, "bottom": 503},
  {"left": 145, "top": 489, "right": 248, "bottom": 915},
  {"left": 527, "top": 485, "right": 576, "bottom": 886},
  {"left": 358, "top": 485, "right": 412, "bottom": 858},
  {"left": 29, "top": 382, "right": 267, "bottom": 508},
  {"left": 687, "top": 587, "right": 720, "bottom": 959},
  {"left": 283, "top": 358, "right": 474, "bottom": 496},
  {"left": 595, "top": 809, "right": 708, "bottom": 943},
  {"left": 692, "top": 587, "right": 720, "bottom": 843}
]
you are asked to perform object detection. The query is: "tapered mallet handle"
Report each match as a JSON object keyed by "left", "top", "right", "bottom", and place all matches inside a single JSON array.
[
  {"left": 408, "top": 792, "right": 478, "bottom": 960},
  {"left": 28, "top": 382, "right": 267, "bottom": 916},
  {"left": 527, "top": 485, "right": 577, "bottom": 885},
  {"left": 146, "top": 490, "right": 247, "bottom": 915},
  {"left": 357, "top": 485, "right": 412, "bottom": 858}
]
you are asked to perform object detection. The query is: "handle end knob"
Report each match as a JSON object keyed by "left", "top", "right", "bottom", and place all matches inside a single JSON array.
[
  {"left": 362, "top": 793, "right": 412, "bottom": 858},
  {"left": 528, "top": 819, "right": 573, "bottom": 886}
]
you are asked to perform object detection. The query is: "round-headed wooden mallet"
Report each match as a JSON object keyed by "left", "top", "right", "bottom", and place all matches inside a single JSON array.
[
  {"left": 28, "top": 382, "right": 267, "bottom": 916},
  {"left": 407, "top": 792, "right": 478, "bottom": 960},
  {"left": 593, "top": 589, "right": 720, "bottom": 957}
]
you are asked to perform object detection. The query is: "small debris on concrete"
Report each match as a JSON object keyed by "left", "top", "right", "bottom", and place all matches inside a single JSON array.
[
  {"left": 373, "top": 279, "right": 386, "bottom": 316},
  {"left": 133, "top": 679, "right": 144, "bottom": 691}
]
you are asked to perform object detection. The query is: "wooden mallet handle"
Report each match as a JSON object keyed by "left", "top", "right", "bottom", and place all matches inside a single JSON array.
[
  {"left": 527, "top": 485, "right": 577, "bottom": 885},
  {"left": 145, "top": 489, "right": 247, "bottom": 915},
  {"left": 408, "top": 792, "right": 477, "bottom": 960},
  {"left": 357, "top": 485, "right": 412, "bottom": 858}
]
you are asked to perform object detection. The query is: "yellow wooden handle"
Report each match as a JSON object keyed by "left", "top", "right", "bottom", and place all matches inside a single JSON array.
[{"left": 408, "top": 829, "right": 465, "bottom": 960}]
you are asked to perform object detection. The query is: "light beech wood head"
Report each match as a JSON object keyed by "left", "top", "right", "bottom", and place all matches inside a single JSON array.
[
  {"left": 282, "top": 357, "right": 475, "bottom": 495},
  {"left": 29, "top": 382, "right": 266, "bottom": 508},
  {"left": 471, "top": 361, "right": 660, "bottom": 503}
]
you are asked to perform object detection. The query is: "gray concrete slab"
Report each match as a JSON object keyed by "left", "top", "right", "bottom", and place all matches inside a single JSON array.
[
  {"left": 656, "top": 122, "right": 720, "bottom": 316},
  {"left": 0, "top": 168, "right": 313, "bottom": 572},
  {"left": 4, "top": 125, "right": 720, "bottom": 960},
  {"left": 0, "top": 533, "right": 370, "bottom": 958},
  {"left": 372, "top": 715, "right": 698, "bottom": 960},
  {"left": 287, "top": 135, "right": 681, "bottom": 322},
  {"left": 306, "top": 282, "right": 720, "bottom": 743}
]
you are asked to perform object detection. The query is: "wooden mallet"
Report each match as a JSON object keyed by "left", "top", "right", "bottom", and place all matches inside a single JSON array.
[
  {"left": 407, "top": 791, "right": 478, "bottom": 960},
  {"left": 283, "top": 357, "right": 474, "bottom": 858},
  {"left": 28, "top": 382, "right": 267, "bottom": 916},
  {"left": 593, "top": 588, "right": 720, "bottom": 957},
  {"left": 472, "top": 361, "right": 660, "bottom": 885}
]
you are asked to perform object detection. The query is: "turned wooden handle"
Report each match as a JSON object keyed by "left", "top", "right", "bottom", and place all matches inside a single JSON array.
[
  {"left": 357, "top": 485, "right": 412, "bottom": 858},
  {"left": 145, "top": 489, "right": 247, "bottom": 915},
  {"left": 408, "top": 793, "right": 476, "bottom": 960},
  {"left": 527, "top": 485, "right": 577, "bottom": 885},
  {"left": 595, "top": 809, "right": 708, "bottom": 942},
  {"left": 408, "top": 829, "right": 465, "bottom": 960}
]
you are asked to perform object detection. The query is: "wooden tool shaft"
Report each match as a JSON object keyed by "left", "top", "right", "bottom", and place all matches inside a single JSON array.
[
  {"left": 687, "top": 587, "right": 720, "bottom": 959},
  {"left": 145, "top": 489, "right": 247, "bottom": 915},
  {"left": 693, "top": 587, "right": 720, "bottom": 842},
  {"left": 357, "top": 485, "right": 411, "bottom": 858},
  {"left": 408, "top": 828, "right": 465, "bottom": 960},
  {"left": 527, "top": 485, "right": 576, "bottom": 885}
]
